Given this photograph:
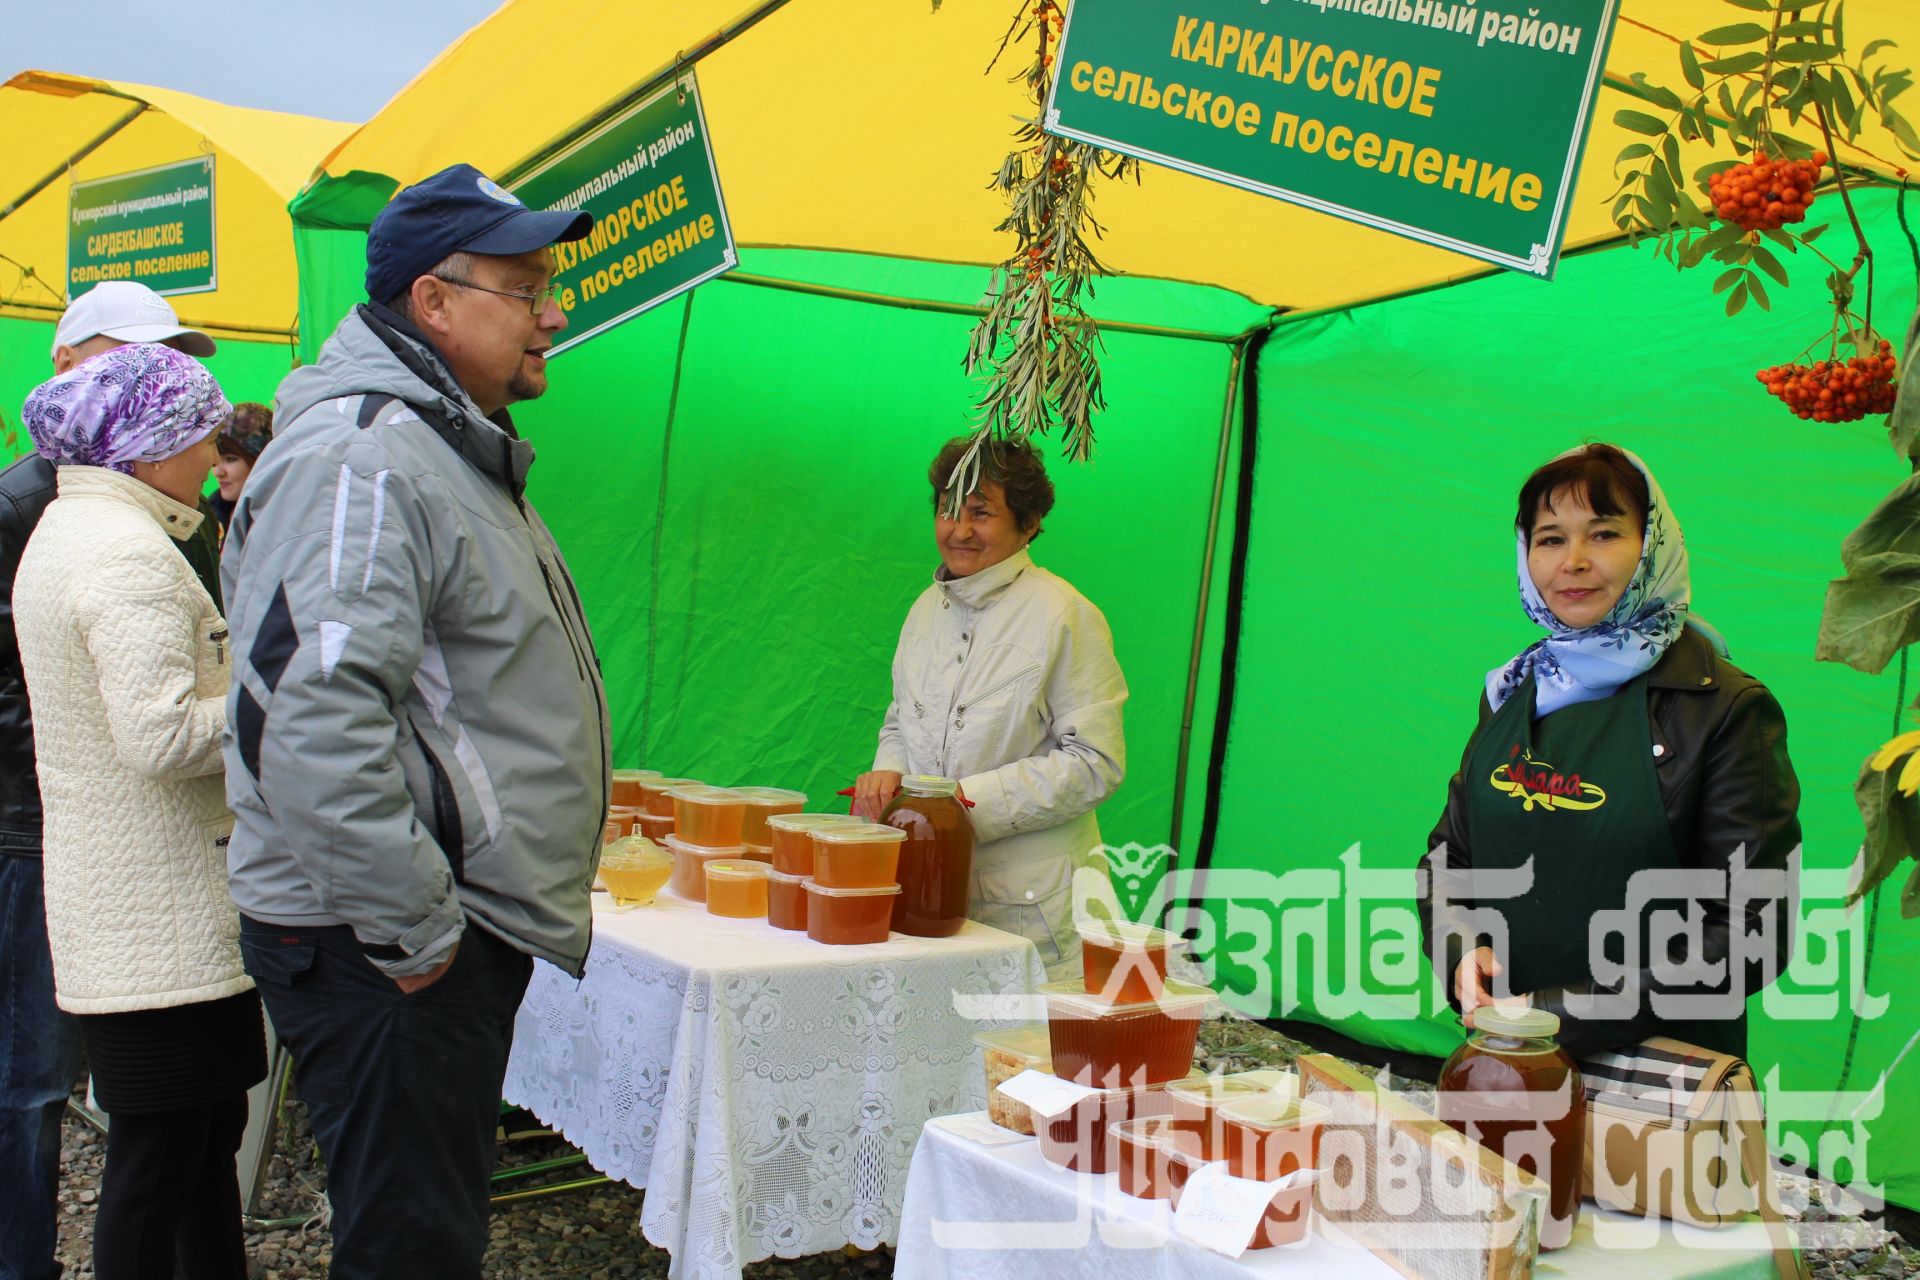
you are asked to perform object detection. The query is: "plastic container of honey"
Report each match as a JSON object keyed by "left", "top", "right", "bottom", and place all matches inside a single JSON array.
[
  {"left": 972, "top": 1026, "right": 1052, "bottom": 1135},
  {"left": 1079, "top": 920, "right": 1173, "bottom": 1004},
  {"left": 767, "top": 813, "right": 861, "bottom": 876},
  {"left": 705, "top": 860, "right": 771, "bottom": 918},
  {"left": 1248, "top": 1173, "right": 1319, "bottom": 1249},
  {"left": 635, "top": 812, "right": 676, "bottom": 842},
  {"left": 1218, "top": 1094, "right": 1330, "bottom": 1183},
  {"left": 669, "top": 785, "right": 749, "bottom": 848},
  {"left": 597, "top": 837, "right": 672, "bottom": 906},
  {"left": 766, "top": 868, "right": 810, "bottom": 931},
  {"left": 1437, "top": 1005, "right": 1585, "bottom": 1251},
  {"left": 664, "top": 834, "right": 745, "bottom": 903},
  {"left": 735, "top": 786, "right": 808, "bottom": 846},
  {"left": 610, "top": 768, "right": 663, "bottom": 809},
  {"left": 640, "top": 776, "right": 700, "bottom": 817},
  {"left": 1162, "top": 1135, "right": 1213, "bottom": 1208},
  {"left": 811, "top": 823, "right": 906, "bottom": 889},
  {"left": 1110, "top": 1117, "right": 1182, "bottom": 1199},
  {"left": 804, "top": 881, "right": 900, "bottom": 945},
  {"left": 1166, "top": 1070, "right": 1297, "bottom": 1159},
  {"left": 740, "top": 843, "right": 773, "bottom": 863},
  {"left": 601, "top": 818, "right": 622, "bottom": 846},
  {"left": 1041, "top": 980, "right": 1215, "bottom": 1087},
  {"left": 1035, "top": 1070, "right": 1206, "bottom": 1174},
  {"left": 606, "top": 805, "right": 645, "bottom": 839}
]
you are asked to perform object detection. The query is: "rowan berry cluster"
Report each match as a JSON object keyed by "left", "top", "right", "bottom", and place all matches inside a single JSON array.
[
  {"left": 1708, "top": 151, "right": 1828, "bottom": 231},
  {"left": 1756, "top": 340, "right": 1898, "bottom": 422}
]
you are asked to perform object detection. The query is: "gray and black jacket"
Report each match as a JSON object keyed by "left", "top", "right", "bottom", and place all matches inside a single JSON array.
[{"left": 222, "top": 304, "right": 610, "bottom": 977}]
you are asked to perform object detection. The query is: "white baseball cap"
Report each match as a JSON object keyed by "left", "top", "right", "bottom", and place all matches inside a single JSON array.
[{"left": 52, "top": 282, "right": 216, "bottom": 358}]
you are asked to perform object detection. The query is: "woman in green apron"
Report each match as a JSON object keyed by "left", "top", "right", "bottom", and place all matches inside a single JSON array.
[{"left": 1418, "top": 443, "right": 1800, "bottom": 1059}]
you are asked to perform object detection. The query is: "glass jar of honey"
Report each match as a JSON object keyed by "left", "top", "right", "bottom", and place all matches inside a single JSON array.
[
  {"left": 880, "top": 775, "right": 974, "bottom": 937},
  {"left": 1436, "top": 1006, "right": 1585, "bottom": 1251}
]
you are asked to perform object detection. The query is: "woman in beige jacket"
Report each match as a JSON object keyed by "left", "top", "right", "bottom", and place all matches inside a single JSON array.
[{"left": 12, "top": 343, "right": 262, "bottom": 1280}]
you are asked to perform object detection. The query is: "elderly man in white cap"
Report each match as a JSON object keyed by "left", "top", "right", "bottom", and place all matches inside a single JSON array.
[{"left": 0, "top": 281, "right": 215, "bottom": 1280}]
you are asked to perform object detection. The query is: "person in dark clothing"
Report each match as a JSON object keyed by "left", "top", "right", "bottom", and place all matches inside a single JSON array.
[
  {"left": 1419, "top": 443, "right": 1799, "bottom": 1062},
  {"left": 0, "top": 284, "right": 217, "bottom": 1280}
]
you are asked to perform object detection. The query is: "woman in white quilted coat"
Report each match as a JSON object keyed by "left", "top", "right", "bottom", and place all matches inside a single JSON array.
[
  {"left": 853, "top": 435, "right": 1128, "bottom": 978},
  {"left": 11, "top": 343, "right": 263, "bottom": 1280}
]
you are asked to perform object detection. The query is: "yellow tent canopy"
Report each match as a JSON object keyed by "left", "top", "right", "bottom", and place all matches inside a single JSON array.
[
  {"left": 0, "top": 70, "right": 353, "bottom": 341},
  {"left": 298, "top": 0, "right": 1919, "bottom": 313}
]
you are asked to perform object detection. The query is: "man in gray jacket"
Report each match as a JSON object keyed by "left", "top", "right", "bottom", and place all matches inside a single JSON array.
[{"left": 221, "top": 164, "right": 608, "bottom": 1280}]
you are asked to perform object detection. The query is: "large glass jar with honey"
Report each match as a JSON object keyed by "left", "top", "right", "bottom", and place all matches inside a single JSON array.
[
  {"left": 880, "top": 775, "right": 974, "bottom": 937},
  {"left": 1436, "top": 1006, "right": 1585, "bottom": 1251}
]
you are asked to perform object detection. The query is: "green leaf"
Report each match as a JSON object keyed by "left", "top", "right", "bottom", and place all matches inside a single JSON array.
[
  {"left": 1615, "top": 109, "right": 1668, "bottom": 135},
  {"left": 1703, "top": 52, "right": 1768, "bottom": 74},
  {"left": 1616, "top": 143, "right": 1655, "bottom": 163},
  {"left": 1726, "top": 277, "right": 1750, "bottom": 316},
  {"left": 1777, "top": 42, "right": 1843, "bottom": 63},
  {"left": 1695, "top": 159, "right": 1740, "bottom": 183},
  {"left": 1762, "top": 227, "right": 1797, "bottom": 250},
  {"left": 1680, "top": 41, "right": 1705, "bottom": 90},
  {"left": 1801, "top": 221, "right": 1830, "bottom": 243},
  {"left": 1774, "top": 20, "right": 1830, "bottom": 38},
  {"left": 1903, "top": 860, "right": 1920, "bottom": 920},
  {"left": 1644, "top": 158, "right": 1677, "bottom": 210},
  {"left": 1746, "top": 272, "right": 1771, "bottom": 309},
  {"left": 1850, "top": 759, "right": 1920, "bottom": 909},
  {"left": 1698, "top": 22, "right": 1769, "bottom": 44},
  {"left": 1840, "top": 470, "right": 1920, "bottom": 576},
  {"left": 1662, "top": 134, "right": 1683, "bottom": 180},
  {"left": 1713, "top": 267, "right": 1745, "bottom": 293},
  {"left": 1696, "top": 220, "right": 1748, "bottom": 253},
  {"left": 1720, "top": 0, "right": 1772, "bottom": 9},
  {"left": 1819, "top": 566, "right": 1920, "bottom": 677},
  {"left": 1862, "top": 38, "right": 1898, "bottom": 61},
  {"left": 1892, "top": 320, "right": 1920, "bottom": 459},
  {"left": 1750, "top": 244, "right": 1790, "bottom": 286}
]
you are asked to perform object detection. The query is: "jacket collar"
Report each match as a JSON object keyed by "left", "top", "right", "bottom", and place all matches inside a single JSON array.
[
  {"left": 937, "top": 547, "right": 1032, "bottom": 610},
  {"left": 1646, "top": 623, "right": 1719, "bottom": 691},
  {"left": 54, "top": 466, "right": 203, "bottom": 542}
]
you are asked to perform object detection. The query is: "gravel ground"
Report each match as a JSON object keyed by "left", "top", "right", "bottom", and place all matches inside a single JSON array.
[{"left": 52, "top": 1014, "right": 1917, "bottom": 1278}]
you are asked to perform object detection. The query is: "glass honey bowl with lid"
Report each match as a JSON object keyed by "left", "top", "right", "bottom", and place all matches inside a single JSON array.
[{"left": 1436, "top": 1004, "right": 1585, "bottom": 1251}]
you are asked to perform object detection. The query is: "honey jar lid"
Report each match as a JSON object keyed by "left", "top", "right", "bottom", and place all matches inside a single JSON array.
[
  {"left": 766, "top": 813, "right": 864, "bottom": 834},
  {"left": 667, "top": 784, "right": 749, "bottom": 807},
  {"left": 803, "top": 881, "right": 902, "bottom": 898},
  {"left": 1075, "top": 919, "right": 1174, "bottom": 951},
  {"left": 612, "top": 768, "right": 664, "bottom": 781},
  {"left": 811, "top": 823, "right": 908, "bottom": 846},
  {"left": 1472, "top": 1005, "right": 1561, "bottom": 1039},
  {"left": 1038, "top": 977, "right": 1216, "bottom": 1017},
  {"left": 900, "top": 774, "right": 959, "bottom": 796},
  {"left": 971, "top": 1024, "right": 1051, "bottom": 1063},
  {"left": 661, "top": 834, "right": 747, "bottom": 858},
  {"left": 705, "top": 860, "right": 771, "bottom": 881},
  {"left": 641, "top": 776, "right": 700, "bottom": 792},
  {"left": 734, "top": 786, "right": 808, "bottom": 805},
  {"left": 598, "top": 836, "right": 670, "bottom": 868},
  {"left": 1166, "top": 1069, "right": 1296, "bottom": 1104},
  {"left": 1216, "top": 1094, "right": 1331, "bottom": 1132},
  {"left": 766, "top": 868, "right": 810, "bottom": 885}
]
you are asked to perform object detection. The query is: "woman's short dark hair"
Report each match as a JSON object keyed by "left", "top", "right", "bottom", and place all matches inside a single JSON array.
[
  {"left": 929, "top": 434, "right": 1057, "bottom": 541},
  {"left": 1516, "top": 443, "right": 1649, "bottom": 540}
]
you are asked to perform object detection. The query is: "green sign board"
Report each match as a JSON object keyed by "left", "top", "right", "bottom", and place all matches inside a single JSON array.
[
  {"left": 67, "top": 155, "right": 217, "bottom": 299},
  {"left": 1046, "top": 0, "right": 1619, "bottom": 278},
  {"left": 513, "top": 71, "right": 736, "bottom": 355}
]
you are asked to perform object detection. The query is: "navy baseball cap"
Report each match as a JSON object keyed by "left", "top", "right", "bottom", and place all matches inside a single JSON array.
[{"left": 365, "top": 163, "right": 593, "bottom": 305}]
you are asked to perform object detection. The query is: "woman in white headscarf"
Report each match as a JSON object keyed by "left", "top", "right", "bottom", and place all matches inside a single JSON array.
[{"left": 13, "top": 342, "right": 261, "bottom": 1280}]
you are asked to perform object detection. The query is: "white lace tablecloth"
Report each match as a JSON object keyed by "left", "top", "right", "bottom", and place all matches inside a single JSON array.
[{"left": 503, "top": 891, "right": 1044, "bottom": 1280}]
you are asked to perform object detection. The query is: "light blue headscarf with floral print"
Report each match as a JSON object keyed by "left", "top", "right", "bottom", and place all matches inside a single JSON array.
[{"left": 1487, "top": 447, "right": 1716, "bottom": 718}]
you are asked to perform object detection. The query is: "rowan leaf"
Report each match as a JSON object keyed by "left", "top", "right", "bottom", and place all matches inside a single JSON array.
[
  {"left": 1615, "top": 109, "right": 1668, "bottom": 135},
  {"left": 1698, "top": 23, "right": 1769, "bottom": 45}
]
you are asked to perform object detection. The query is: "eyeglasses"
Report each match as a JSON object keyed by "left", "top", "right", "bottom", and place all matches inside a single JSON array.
[{"left": 430, "top": 274, "right": 561, "bottom": 317}]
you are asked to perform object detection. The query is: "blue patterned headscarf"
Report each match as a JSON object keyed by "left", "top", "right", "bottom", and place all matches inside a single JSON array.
[
  {"left": 1487, "top": 448, "right": 1695, "bottom": 718},
  {"left": 21, "top": 342, "right": 229, "bottom": 474}
]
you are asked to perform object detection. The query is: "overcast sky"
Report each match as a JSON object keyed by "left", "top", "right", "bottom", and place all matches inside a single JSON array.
[{"left": 5, "top": 0, "right": 504, "bottom": 122}]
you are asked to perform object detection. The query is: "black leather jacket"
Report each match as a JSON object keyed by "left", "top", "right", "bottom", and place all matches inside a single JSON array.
[
  {"left": 0, "top": 453, "right": 56, "bottom": 855},
  {"left": 1417, "top": 625, "right": 1800, "bottom": 1060}
]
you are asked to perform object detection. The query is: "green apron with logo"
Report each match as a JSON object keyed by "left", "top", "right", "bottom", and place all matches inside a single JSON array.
[{"left": 1463, "top": 673, "right": 1681, "bottom": 1024}]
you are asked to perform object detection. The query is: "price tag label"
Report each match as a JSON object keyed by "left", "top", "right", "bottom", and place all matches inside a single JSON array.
[
  {"left": 1173, "top": 1164, "right": 1318, "bottom": 1258},
  {"left": 994, "top": 1069, "right": 1101, "bottom": 1119}
]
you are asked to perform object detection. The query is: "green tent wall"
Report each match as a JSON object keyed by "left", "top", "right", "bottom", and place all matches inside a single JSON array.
[{"left": 275, "top": 188, "right": 1920, "bottom": 1210}]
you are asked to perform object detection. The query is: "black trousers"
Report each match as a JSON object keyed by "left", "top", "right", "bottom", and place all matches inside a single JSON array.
[
  {"left": 238, "top": 918, "right": 532, "bottom": 1280},
  {"left": 92, "top": 1091, "right": 249, "bottom": 1280}
]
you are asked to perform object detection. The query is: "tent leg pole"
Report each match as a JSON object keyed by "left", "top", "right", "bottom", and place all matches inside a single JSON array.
[{"left": 1167, "top": 337, "right": 1247, "bottom": 860}]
